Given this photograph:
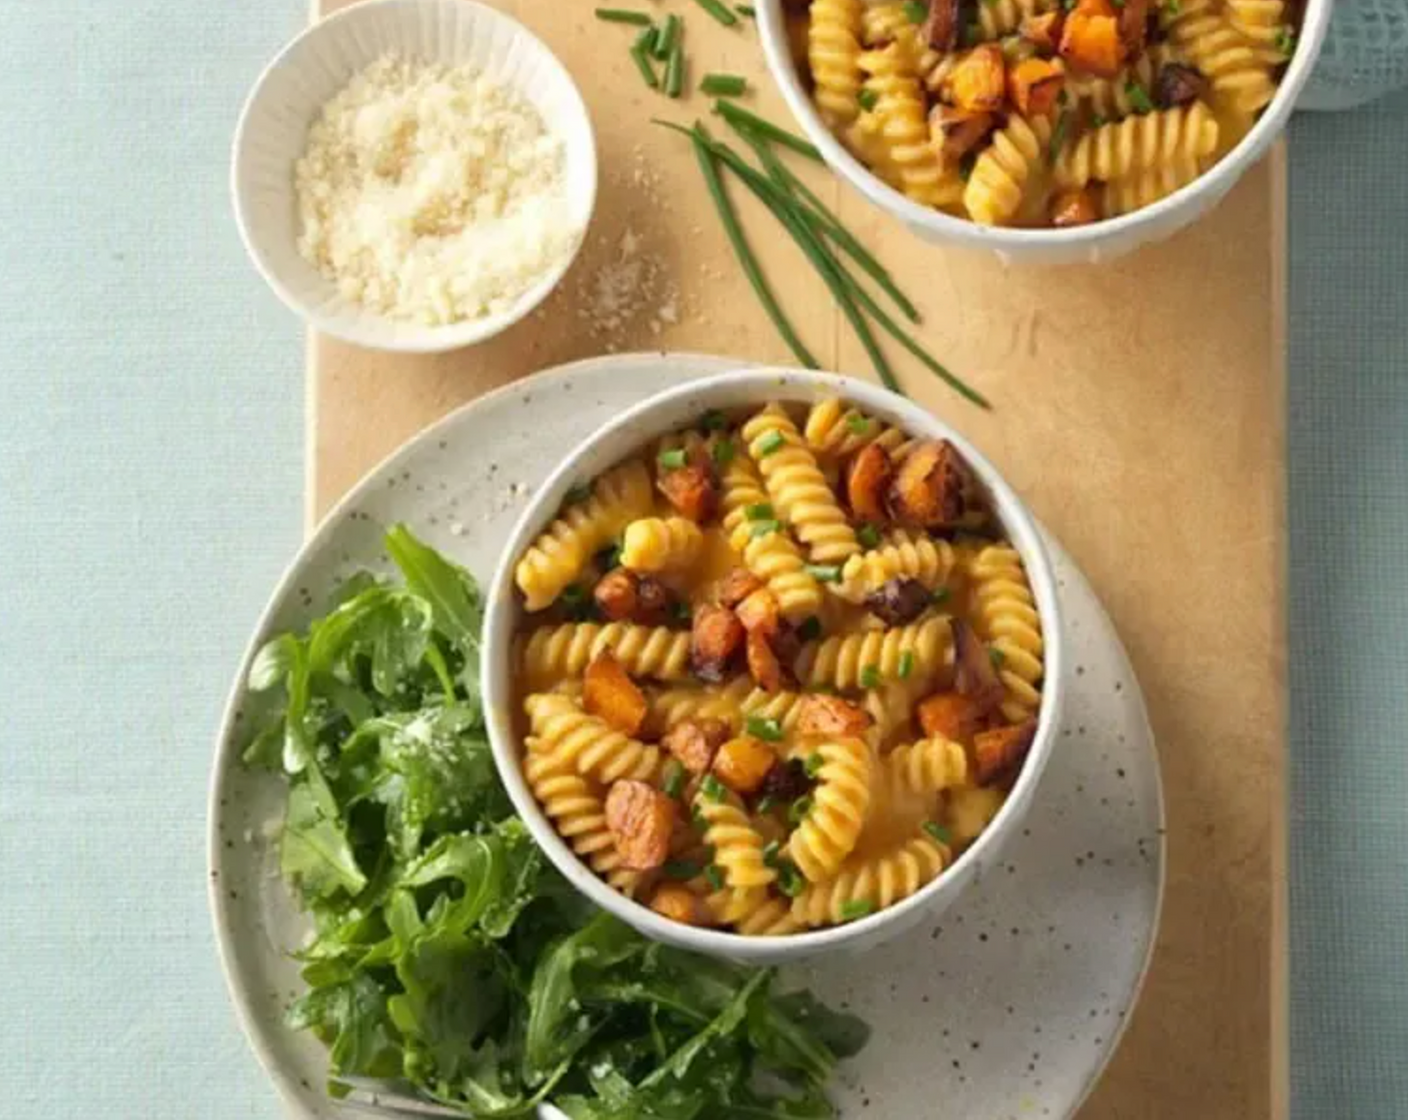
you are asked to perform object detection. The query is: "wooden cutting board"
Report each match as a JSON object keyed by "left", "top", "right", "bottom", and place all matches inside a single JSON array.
[{"left": 307, "top": 2, "right": 1287, "bottom": 1115}]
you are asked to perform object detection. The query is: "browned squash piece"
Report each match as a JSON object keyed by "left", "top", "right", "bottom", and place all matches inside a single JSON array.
[
  {"left": 1117, "top": 0, "right": 1150, "bottom": 58},
  {"left": 736, "top": 587, "right": 782, "bottom": 639},
  {"left": 929, "top": 105, "right": 997, "bottom": 163},
  {"left": 952, "top": 619, "right": 1005, "bottom": 715},
  {"left": 658, "top": 449, "right": 720, "bottom": 523},
  {"left": 947, "top": 45, "right": 1008, "bottom": 113},
  {"left": 1008, "top": 58, "right": 1066, "bottom": 117},
  {"left": 593, "top": 568, "right": 639, "bottom": 623},
  {"left": 973, "top": 718, "right": 1038, "bottom": 785},
  {"left": 1021, "top": 10, "right": 1065, "bottom": 52},
  {"left": 746, "top": 629, "right": 788, "bottom": 693},
  {"left": 690, "top": 604, "right": 745, "bottom": 682},
  {"left": 916, "top": 691, "right": 987, "bottom": 743},
  {"left": 866, "top": 577, "right": 934, "bottom": 627},
  {"left": 650, "top": 882, "right": 705, "bottom": 925},
  {"left": 795, "top": 694, "right": 872, "bottom": 738},
  {"left": 887, "top": 439, "right": 974, "bottom": 529},
  {"left": 662, "top": 718, "right": 730, "bottom": 776},
  {"left": 922, "top": 0, "right": 961, "bottom": 50},
  {"left": 713, "top": 735, "right": 778, "bottom": 795},
  {"left": 718, "top": 566, "right": 764, "bottom": 608},
  {"left": 583, "top": 650, "right": 649, "bottom": 737},
  {"left": 1050, "top": 187, "right": 1101, "bottom": 228},
  {"left": 1156, "top": 62, "right": 1208, "bottom": 108},
  {"left": 845, "top": 443, "right": 894, "bottom": 525},
  {"left": 605, "top": 780, "right": 678, "bottom": 870},
  {"left": 1059, "top": 2, "right": 1123, "bottom": 77}
]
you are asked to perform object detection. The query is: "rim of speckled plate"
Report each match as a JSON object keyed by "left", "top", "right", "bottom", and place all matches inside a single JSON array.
[{"left": 481, "top": 367, "right": 1068, "bottom": 964}]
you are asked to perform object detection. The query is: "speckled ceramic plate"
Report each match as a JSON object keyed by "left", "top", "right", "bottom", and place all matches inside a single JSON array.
[{"left": 208, "top": 353, "right": 1164, "bottom": 1120}]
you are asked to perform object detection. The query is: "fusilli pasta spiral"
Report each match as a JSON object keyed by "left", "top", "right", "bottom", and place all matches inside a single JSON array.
[
  {"left": 809, "top": 0, "right": 865, "bottom": 125},
  {"left": 885, "top": 736, "right": 969, "bottom": 801},
  {"left": 1053, "top": 101, "right": 1219, "bottom": 193},
  {"left": 835, "top": 529, "right": 956, "bottom": 603},
  {"left": 741, "top": 404, "right": 860, "bottom": 564},
  {"left": 515, "top": 459, "right": 653, "bottom": 610},
  {"left": 524, "top": 692, "right": 662, "bottom": 784},
  {"left": 1065, "top": 44, "right": 1184, "bottom": 121},
  {"left": 524, "top": 749, "right": 640, "bottom": 894},
  {"left": 976, "top": 0, "right": 1056, "bottom": 41},
  {"left": 1225, "top": 0, "right": 1286, "bottom": 44},
  {"left": 797, "top": 615, "right": 951, "bottom": 690},
  {"left": 859, "top": 43, "right": 965, "bottom": 208},
  {"left": 740, "top": 686, "right": 807, "bottom": 736},
  {"left": 695, "top": 796, "right": 777, "bottom": 889},
  {"left": 803, "top": 397, "right": 908, "bottom": 459},
  {"left": 787, "top": 738, "right": 874, "bottom": 882},
  {"left": 946, "top": 785, "right": 1007, "bottom": 846},
  {"left": 706, "top": 887, "right": 804, "bottom": 935},
  {"left": 790, "top": 832, "right": 948, "bottom": 926},
  {"left": 521, "top": 622, "right": 692, "bottom": 683},
  {"left": 966, "top": 544, "right": 1044, "bottom": 722},
  {"left": 964, "top": 113, "right": 1052, "bottom": 227},
  {"left": 647, "top": 676, "right": 752, "bottom": 734},
  {"left": 1162, "top": 0, "right": 1279, "bottom": 115},
  {"left": 719, "top": 450, "right": 823, "bottom": 623},
  {"left": 620, "top": 516, "right": 704, "bottom": 574}
]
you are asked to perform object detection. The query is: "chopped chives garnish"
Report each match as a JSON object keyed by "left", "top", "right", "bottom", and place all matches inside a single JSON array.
[
  {"left": 806, "top": 564, "right": 842, "bottom": 583},
  {"left": 655, "top": 13, "right": 681, "bottom": 59},
  {"left": 701, "top": 773, "right": 728, "bottom": 802},
  {"left": 699, "top": 408, "right": 727, "bottom": 431},
  {"left": 658, "top": 447, "right": 688, "bottom": 469},
  {"left": 897, "top": 650, "right": 915, "bottom": 680},
  {"left": 663, "top": 759, "right": 687, "bottom": 798},
  {"left": 923, "top": 821, "right": 952, "bottom": 845},
  {"left": 1162, "top": 0, "right": 1181, "bottom": 14},
  {"left": 750, "top": 518, "right": 782, "bottom": 538},
  {"left": 711, "top": 438, "right": 736, "bottom": 465},
  {"left": 736, "top": 3, "right": 756, "bottom": 15},
  {"left": 857, "top": 88, "right": 880, "bottom": 112},
  {"left": 1274, "top": 24, "right": 1295, "bottom": 55},
  {"left": 1110, "top": 0, "right": 1124, "bottom": 7},
  {"left": 762, "top": 839, "right": 782, "bottom": 866},
  {"left": 664, "top": 858, "right": 703, "bottom": 880},
  {"left": 1125, "top": 81, "right": 1155, "bottom": 114},
  {"left": 563, "top": 482, "right": 592, "bottom": 505},
  {"left": 713, "top": 100, "right": 823, "bottom": 162},
  {"left": 665, "top": 39, "right": 685, "bottom": 98},
  {"left": 777, "top": 860, "right": 805, "bottom": 897},
  {"left": 596, "top": 7, "right": 653, "bottom": 23},
  {"left": 931, "top": 586, "right": 951, "bottom": 605},
  {"left": 746, "top": 715, "right": 784, "bottom": 742},
  {"left": 902, "top": 0, "right": 928, "bottom": 22},
  {"left": 756, "top": 430, "right": 785, "bottom": 456},
  {"left": 596, "top": 543, "right": 622, "bottom": 571},
  {"left": 678, "top": 125, "right": 818, "bottom": 368},
  {"left": 1091, "top": 112, "right": 1109, "bottom": 128},
  {"left": 989, "top": 646, "right": 1007, "bottom": 668},
  {"left": 691, "top": 804, "right": 707, "bottom": 828},
  {"left": 803, "top": 752, "right": 824, "bottom": 778},
  {"left": 705, "top": 864, "right": 726, "bottom": 890},
  {"left": 858, "top": 664, "right": 881, "bottom": 689},
  {"left": 630, "top": 33, "right": 659, "bottom": 88},
  {"left": 693, "top": 0, "right": 740, "bottom": 25},
  {"left": 559, "top": 583, "right": 585, "bottom": 605},
  {"left": 745, "top": 502, "right": 775, "bottom": 520},
  {"left": 788, "top": 795, "right": 813, "bottom": 824},
  {"left": 701, "top": 73, "right": 748, "bottom": 97},
  {"left": 840, "top": 899, "right": 875, "bottom": 920},
  {"left": 671, "top": 600, "right": 693, "bottom": 625},
  {"left": 845, "top": 412, "right": 871, "bottom": 434},
  {"left": 756, "top": 795, "right": 777, "bottom": 815},
  {"left": 797, "top": 616, "right": 822, "bottom": 642},
  {"left": 857, "top": 523, "right": 882, "bottom": 549}
]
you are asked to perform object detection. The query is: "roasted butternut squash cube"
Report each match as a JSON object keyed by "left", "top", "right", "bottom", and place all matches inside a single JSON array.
[
  {"left": 947, "top": 45, "right": 1007, "bottom": 113},
  {"left": 712, "top": 735, "right": 778, "bottom": 795},
  {"left": 605, "top": 780, "right": 678, "bottom": 870},
  {"left": 1008, "top": 58, "right": 1066, "bottom": 118},
  {"left": 583, "top": 651, "right": 648, "bottom": 736}
]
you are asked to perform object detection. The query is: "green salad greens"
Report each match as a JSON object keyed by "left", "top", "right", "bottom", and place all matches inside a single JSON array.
[{"left": 243, "top": 525, "right": 868, "bottom": 1117}]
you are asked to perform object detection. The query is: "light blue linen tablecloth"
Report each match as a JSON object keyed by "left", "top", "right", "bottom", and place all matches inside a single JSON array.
[{"left": 0, "top": 1, "right": 1404, "bottom": 1116}]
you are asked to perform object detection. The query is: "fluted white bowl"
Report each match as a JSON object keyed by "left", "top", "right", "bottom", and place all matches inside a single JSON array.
[
  {"left": 232, "top": 0, "right": 596, "bottom": 352},
  {"left": 755, "top": 0, "right": 1330, "bottom": 264}
]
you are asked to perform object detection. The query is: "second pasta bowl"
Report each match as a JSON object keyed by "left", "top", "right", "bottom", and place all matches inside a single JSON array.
[{"left": 482, "top": 369, "right": 1066, "bottom": 963}]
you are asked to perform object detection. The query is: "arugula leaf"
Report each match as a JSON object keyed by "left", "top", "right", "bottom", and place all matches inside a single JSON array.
[{"left": 280, "top": 777, "right": 367, "bottom": 899}]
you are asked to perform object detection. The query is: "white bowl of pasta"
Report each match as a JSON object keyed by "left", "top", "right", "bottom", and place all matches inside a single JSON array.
[
  {"left": 756, "top": 0, "right": 1329, "bottom": 264},
  {"left": 481, "top": 368, "right": 1066, "bottom": 962}
]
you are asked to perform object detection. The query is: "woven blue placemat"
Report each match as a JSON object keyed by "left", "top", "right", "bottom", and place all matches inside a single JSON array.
[{"left": 1287, "top": 87, "right": 1408, "bottom": 1120}]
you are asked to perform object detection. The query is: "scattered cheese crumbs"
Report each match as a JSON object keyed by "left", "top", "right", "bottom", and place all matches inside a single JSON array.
[{"left": 295, "top": 54, "right": 582, "bottom": 325}]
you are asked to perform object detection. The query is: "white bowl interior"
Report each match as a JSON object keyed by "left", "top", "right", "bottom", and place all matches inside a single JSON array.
[
  {"left": 754, "top": 0, "right": 1332, "bottom": 264},
  {"left": 232, "top": 0, "right": 596, "bottom": 352},
  {"left": 482, "top": 368, "right": 1067, "bottom": 964}
]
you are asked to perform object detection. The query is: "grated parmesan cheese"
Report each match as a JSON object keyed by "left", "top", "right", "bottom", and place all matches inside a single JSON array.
[{"left": 295, "top": 54, "right": 582, "bottom": 325}]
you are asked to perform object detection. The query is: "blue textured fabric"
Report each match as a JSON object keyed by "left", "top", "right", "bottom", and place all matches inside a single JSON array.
[
  {"left": 0, "top": 1, "right": 301, "bottom": 1116},
  {"left": 0, "top": 0, "right": 1406, "bottom": 1115},
  {"left": 1287, "top": 87, "right": 1408, "bottom": 1120}
]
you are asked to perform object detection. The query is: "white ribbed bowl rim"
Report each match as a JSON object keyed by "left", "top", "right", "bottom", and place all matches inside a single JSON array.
[
  {"left": 755, "top": 0, "right": 1332, "bottom": 261},
  {"left": 230, "top": 0, "right": 597, "bottom": 353},
  {"left": 481, "top": 368, "right": 1066, "bottom": 965}
]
